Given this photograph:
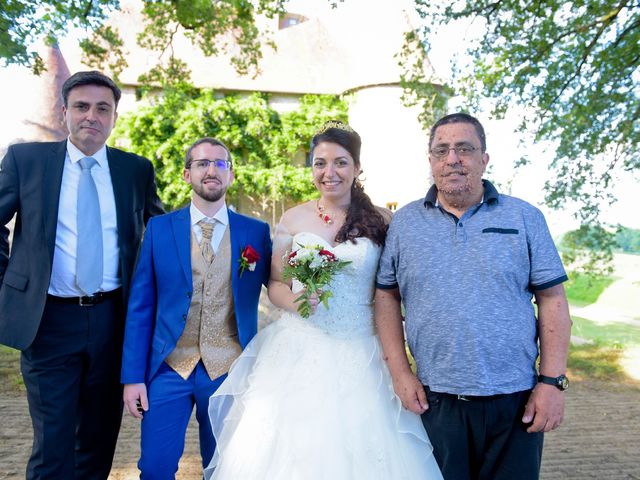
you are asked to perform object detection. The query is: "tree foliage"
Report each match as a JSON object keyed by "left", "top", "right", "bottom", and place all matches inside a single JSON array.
[
  {"left": 415, "top": 0, "right": 639, "bottom": 226},
  {"left": 397, "top": 30, "right": 452, "bottom": 127},
  {"left": 1, "top": 0, "right": 286, "bottom": 79},
  {"left": 112, "top": 87, "right": 348, "bottom": 220},
  {"left": 615, "top": 227, "right": 640, "bottom": 254},
  {"left": 410, "top": 0, "right": 639, "bottom": 275},
  {"left": 559, "top": 225, "right": 640, "bottom": 275},
  {"left": 559, "top": 225, "right": 617, "bottom": 276},
  {"left": 0, "top": 0, "right": 118, "bottom": 73}
]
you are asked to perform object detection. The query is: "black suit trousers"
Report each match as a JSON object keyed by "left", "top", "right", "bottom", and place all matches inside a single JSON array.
[{"left": 21, "top": 295, "right": 125, "bottom": 480}]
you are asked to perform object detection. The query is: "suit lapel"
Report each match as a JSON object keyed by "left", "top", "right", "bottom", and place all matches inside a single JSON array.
[
  {"left": 228, "top": 210, "right": 245, "bottom": 297},
  {"left": 171, "top": 207, "right": 192, "bottom": 287},
  {"left": 106, "top": 146, "right": 130, "bottom": 248},
  {"left": 42, "top": 141, "right": 67, "bottom": 262}
]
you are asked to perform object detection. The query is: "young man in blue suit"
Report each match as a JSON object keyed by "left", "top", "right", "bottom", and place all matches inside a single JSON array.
[{"left": 121, "top": 137, "right": 272, "bottom": 478}]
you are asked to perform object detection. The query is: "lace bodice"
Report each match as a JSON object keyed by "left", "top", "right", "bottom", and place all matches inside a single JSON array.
[{"left": 288, "top": 232, "right": 381, "bottom": 338}]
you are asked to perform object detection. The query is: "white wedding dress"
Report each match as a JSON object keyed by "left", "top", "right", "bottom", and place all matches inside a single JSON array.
[{"left": 205, "top": 232, "right": 442, "bottom": 480}]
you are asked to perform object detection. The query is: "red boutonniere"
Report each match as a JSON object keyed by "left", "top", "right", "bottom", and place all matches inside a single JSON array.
[{"left": 239, "top": 245, "right": 260, "bottom": 277}]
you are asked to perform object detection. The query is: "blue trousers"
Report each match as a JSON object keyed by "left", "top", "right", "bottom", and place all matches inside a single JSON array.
[{"left": 139, "top": 361, "right": 226, "bottom": 479}]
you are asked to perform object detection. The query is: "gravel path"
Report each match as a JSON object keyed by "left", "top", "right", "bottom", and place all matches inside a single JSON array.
[{"left": 1, "top": 379, "right": 638, "bottom": 479}]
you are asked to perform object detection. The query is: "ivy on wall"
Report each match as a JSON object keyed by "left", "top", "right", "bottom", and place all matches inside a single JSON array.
[{"left": 112, "top": 87, "right": 349, "bottom": 220}]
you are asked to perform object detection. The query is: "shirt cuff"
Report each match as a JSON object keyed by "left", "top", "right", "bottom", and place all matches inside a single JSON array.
[
  {"left": 530, "top": 274, "right": 568, "bottom": 291},
  {"left": 375, "top": 282, "right": 399, "bottom": 290}
]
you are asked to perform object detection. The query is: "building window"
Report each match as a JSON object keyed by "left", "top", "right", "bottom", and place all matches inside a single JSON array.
[
  {"left": 279, "top": 13, "right": 307, "bottom": 30},
  {"left": 386, "top": 202, "right": 398, "bottom": 212}
]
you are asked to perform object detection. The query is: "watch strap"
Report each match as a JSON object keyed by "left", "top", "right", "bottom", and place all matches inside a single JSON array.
[{"left": 537, "top": 374, "right": 569, "bottom": 390}]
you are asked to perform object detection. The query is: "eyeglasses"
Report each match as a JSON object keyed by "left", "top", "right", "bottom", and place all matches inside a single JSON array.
[
  {"left": 429, "top": 145, "right": 479, "bottom": 159},
  {"left": 188, "top": 159, "right": 232, "bottom": 171}
]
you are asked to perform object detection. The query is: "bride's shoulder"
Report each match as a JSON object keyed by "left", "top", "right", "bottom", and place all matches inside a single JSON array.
[{"left": 279, "top": 201, "right": 316, "bottom": 229}]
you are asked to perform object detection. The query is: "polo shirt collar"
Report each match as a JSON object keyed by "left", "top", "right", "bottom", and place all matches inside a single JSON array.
[{"left": 423, "top": 179, "right": 500, "bottom": 208}]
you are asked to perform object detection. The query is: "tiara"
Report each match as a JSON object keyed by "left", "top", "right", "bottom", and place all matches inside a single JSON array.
[{"left": 316, "top": 120, "right": 355, "bottom": 135}]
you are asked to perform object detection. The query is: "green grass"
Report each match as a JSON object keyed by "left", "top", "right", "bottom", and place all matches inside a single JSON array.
[
  {"left": 567, "top": 343, "right": 631, "bottom": 383},
  {"left": 567, "top": 313, "right": 640, "bottom": 385},
  {"left": 0, "top": 345, "right": 24, "bottom": 392},
  {"left": 564, "top": 272, "right": 615, "bottom": 307},
  {"left": 571, "top": 315, "right": 640, "bottom": 346}
]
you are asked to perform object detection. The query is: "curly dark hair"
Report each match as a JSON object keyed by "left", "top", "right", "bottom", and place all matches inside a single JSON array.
[{"left": 310, "top": 121, "right": 388, "bottom": 246}]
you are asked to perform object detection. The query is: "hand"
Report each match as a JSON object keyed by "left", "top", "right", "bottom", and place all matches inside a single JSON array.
[
  {"left": 307, "top": 290, "right": 321, "bottom": 313},
  {"left": 123, "top": 383, "right": 149, "bottom": 419},
  {"left": 391, "top": 370, "right": 428, "bottom": 415},
  {"left": 522, "top": 383, "right": 565, "bottom": 432},
  {"left": 290, "top": 288, "right": 320, "bottom": 315}
]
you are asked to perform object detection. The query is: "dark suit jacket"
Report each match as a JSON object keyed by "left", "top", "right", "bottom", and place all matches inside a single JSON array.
[
  {"left": 0, "top": 140, "right": 164, "bottom": 350},
  {"left": 120, "top": 207, "right": 272, "bottom": 384}
]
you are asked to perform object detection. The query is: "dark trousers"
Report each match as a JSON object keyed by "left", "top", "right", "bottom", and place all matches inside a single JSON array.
[
  {"left": 421, "top": 388, "right": 543, "bottom": 480},
  {"left": 21, "top": 295, "right": 124, "bottom": 480}
]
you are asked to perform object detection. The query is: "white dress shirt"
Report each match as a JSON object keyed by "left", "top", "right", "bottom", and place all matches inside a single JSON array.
[
  {"left": 190, "top": 203, "right": 229, "bottom": 255},
  {"left": 48, "top": 139, "right": 120, "bottom": 296}
]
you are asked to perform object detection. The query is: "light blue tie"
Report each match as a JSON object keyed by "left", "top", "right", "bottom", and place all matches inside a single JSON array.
[{"left": 76, "top": 157, "right": 103, "bottom": 295}]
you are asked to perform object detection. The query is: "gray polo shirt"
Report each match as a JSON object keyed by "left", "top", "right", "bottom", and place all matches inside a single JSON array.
[{"left": 376, "top": 181, "right": 567, "bottom": 396}]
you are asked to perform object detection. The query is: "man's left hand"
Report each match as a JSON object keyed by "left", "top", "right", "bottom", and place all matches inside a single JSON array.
[{"left": 522, "top": 383, "right": 565, "bottom": 433}]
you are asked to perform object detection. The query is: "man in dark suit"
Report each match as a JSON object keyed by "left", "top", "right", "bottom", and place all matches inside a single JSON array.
[{"left": 0, "top": 70, "right": 164, "bottom": 479}]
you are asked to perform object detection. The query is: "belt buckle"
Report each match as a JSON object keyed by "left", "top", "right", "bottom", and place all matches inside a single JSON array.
[
  {"left": 78, "top": 295, "right": 98, "bottom": 307},
  {"left": 457, "top": 394, "right": 471, "bottom": 401}
]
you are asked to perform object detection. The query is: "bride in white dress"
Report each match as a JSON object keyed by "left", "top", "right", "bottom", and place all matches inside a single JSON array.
[{"left": 205, "top": 121, "right": 442, "bottom": 479}]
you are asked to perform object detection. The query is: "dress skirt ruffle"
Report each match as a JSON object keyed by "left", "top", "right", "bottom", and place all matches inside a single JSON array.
[{"left": 205, "top": 313, "right": 443, "bottom": 480}]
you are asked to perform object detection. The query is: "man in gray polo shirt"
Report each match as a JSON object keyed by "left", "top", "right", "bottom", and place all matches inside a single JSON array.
[{"left": 375, "top": 112, "right": 571, "bottom": 480}]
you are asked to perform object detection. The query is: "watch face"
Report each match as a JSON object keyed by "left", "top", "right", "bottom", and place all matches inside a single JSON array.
[{"left": 559, "top": 375, "right": 569, "bottom": 390}]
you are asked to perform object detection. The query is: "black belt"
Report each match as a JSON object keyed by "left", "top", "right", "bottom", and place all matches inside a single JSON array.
[
  {"left": 426, "top": 388, "right": 514, "bottom": 402},
  {"left": 47, "top": 289, "right": 121, "bottom": 307}
]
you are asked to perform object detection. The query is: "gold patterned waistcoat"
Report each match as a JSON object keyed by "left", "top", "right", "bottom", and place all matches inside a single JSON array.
[{"left": 165, "top": 225, "right": 242, "bottom": 380}]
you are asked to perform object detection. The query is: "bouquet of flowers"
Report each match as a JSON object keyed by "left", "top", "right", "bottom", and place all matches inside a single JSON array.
[{"left": 282, "top": 243, "right": 351, "bottom": 318}]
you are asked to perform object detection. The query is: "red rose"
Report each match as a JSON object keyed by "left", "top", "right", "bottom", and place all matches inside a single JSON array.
[
  {"left": 242, "top": 245, "right": 260, "bottom": 263},
  {"left": 318, "top": 249, "right": 336, "bottom": 261},
  {"left": 288, "top": 251, "right": 298, "bottom": 260}
]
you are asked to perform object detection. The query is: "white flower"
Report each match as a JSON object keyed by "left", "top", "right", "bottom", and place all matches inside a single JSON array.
[
  {"left": 294, "top": 247, "right": 315, "bottom": 261},
  {"left": 309, "top": 252, "right": 325, "bottom": 269}
]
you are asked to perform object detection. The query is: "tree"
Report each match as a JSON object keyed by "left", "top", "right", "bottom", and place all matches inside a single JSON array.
[
  {"left": 0, "top": 0, "right": 286, "bottom": 78},
  {"left": 411, "top": 0, "right": 639, "bottom": 273},
  {"left": 615, "top": 227, "right": 640, "bottom": 254},
  {"left": 558, "top": 225, "right": 617, "bottom": 276},
  {"left": 0, "top": 0, "right": 118, "bottom": 73}
]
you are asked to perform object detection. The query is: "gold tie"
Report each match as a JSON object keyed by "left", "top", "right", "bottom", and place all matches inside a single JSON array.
[{"left": 199, "top": 220, "right": 215, "bottom": 264}]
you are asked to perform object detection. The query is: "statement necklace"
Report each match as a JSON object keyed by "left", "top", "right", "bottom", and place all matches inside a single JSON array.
[{"left": 316, "top": 201, "right": 333, "bottom": 225}]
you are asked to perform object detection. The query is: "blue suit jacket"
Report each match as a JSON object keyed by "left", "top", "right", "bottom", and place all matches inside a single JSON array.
[{"left": 121, "top": 206, "right": 272, "bottom": 384}]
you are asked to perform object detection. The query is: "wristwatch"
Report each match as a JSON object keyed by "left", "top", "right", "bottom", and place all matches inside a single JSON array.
[{"left": 537, "top": 374, "right": 569, "bottom": 391}]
